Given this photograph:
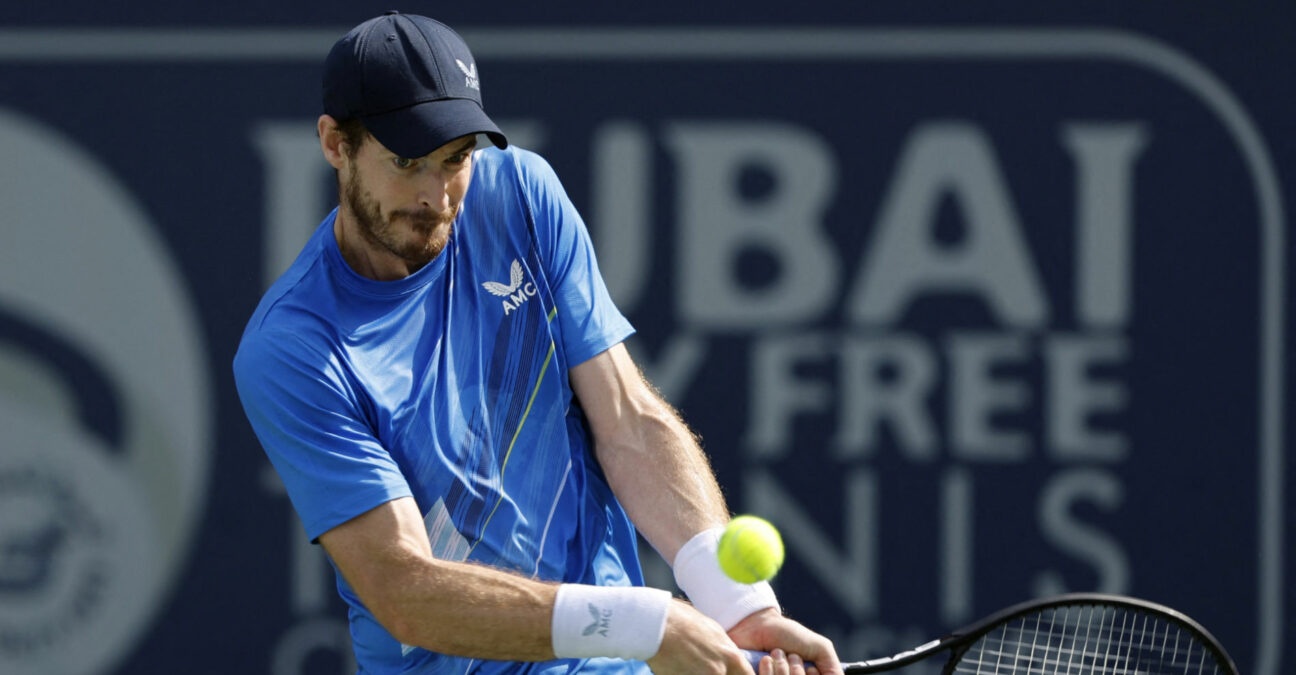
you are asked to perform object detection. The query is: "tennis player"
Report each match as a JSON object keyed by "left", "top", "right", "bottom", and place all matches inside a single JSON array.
[{"left": 233, "top": 11, "right": 840, "bottom": 675}]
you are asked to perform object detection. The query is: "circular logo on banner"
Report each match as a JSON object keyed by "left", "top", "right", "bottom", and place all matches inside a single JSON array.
[
  {"left": 0, "top": 409, "right": 158, "bottom": 673},
  {"left": 0, "top": 109, "right": 212, "bottom": 674}
]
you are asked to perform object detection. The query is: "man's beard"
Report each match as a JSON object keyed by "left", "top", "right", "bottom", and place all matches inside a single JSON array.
[{"left": 342, "top": 170, "right": 454, "bottom": 268}]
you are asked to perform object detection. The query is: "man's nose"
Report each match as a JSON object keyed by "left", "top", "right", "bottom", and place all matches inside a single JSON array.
[{"left": 416, "top": 172, "right": 449, "bottom": 209}]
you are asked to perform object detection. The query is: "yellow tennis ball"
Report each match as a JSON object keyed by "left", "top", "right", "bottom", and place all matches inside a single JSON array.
[{"left": 717, "top": 515, "right": 785, "bottom": 584}]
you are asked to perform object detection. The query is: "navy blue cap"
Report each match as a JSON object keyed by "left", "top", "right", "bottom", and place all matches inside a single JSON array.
[{"left": 323, "top": 11, "right": 507, "bottom": 158}]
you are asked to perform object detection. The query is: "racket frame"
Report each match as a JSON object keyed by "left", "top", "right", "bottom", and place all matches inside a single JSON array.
[{"left": 832, "top": 592, "right": 1240, "bottom": 674}]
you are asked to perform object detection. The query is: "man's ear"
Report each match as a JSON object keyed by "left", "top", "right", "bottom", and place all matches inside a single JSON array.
[{"left": 318, "top": 115, "right": 348, "bottom": 170}]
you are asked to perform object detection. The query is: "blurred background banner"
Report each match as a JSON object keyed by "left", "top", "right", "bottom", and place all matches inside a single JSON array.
[{"left": 0, "top": 3, "right": 1289, "bottom": 674}]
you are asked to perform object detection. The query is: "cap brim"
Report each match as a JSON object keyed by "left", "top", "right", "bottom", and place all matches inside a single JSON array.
[{"left": 363, "top": 98, "right": 508, "bottom": 158}]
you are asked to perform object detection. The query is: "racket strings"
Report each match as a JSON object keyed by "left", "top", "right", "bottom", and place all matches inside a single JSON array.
[{"left": 950, "top": 604, "right": 1226, "bottom": 674}]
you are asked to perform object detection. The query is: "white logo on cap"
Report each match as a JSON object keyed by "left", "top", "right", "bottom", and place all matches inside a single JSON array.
[{"left": 456, "top": 59, "right": 480, "bottom": 91}]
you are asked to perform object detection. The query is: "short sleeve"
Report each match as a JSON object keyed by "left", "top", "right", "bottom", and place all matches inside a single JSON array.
[
  {"left": 512, "top": 151, "right": 635, "bottom": 366},
  {"left": 233, "top": 329, "right": 412, "bottom": 542}
]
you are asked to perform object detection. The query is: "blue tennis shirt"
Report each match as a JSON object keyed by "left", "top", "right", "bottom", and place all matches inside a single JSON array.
[{"left": 234, "top": 146, "right": 648, "bottom": 674}]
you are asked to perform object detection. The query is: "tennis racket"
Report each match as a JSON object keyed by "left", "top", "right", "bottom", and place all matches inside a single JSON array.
[{"left": 743, "top": 593, "right": 1239, "bottom": 674}]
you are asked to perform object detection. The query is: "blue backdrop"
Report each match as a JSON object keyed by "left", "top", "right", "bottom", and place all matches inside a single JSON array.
[{"left": 0, "top": 2, "right": 1290, "bottom": 674}]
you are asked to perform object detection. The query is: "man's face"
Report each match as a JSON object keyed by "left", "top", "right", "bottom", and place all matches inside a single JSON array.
[{"left": 338, "top": 133, "right": 478, "bottom": 271}]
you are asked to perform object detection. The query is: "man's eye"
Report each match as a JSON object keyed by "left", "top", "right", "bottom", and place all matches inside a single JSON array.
[
  {"left": 447, "top": 153, "right": 470, "bottom": 165},
  {"left": 392, "top": 157, "right": 416, "bottom": 169}
]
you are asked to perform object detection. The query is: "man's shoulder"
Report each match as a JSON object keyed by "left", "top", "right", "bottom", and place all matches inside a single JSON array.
[
  {"left": 472, "top": 145, "right": 560, "bottom": 188},
  {"left": 474, "top": 143, "right": 546, "bottom": 167},
  {"left": 238, "top": 239, "right": 335, "bottom": 357},
  {"left": 233, "top": 273, "right": 341, "bottom": 397}
]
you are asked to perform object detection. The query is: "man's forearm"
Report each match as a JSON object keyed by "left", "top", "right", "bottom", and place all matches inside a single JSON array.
[
  {"left": 381, "top": 557, "right": 559, "bottom": 659},
  {"left": 577, "top": 347, "right": 731, "bottom": 563},
  {"left": 321, "top": 499, "right": 558, "bottom": 661}
]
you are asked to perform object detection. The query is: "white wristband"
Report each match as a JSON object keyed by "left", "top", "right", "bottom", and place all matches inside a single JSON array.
[
  {"left": 551, "top": 584, "right": 672, "bottom": 661},
  {"left": 673, "top": 526, "right": 780, "bottom": 630}
]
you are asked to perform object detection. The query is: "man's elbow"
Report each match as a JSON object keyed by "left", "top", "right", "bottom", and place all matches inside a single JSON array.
[{"left": 383, "top": 611, "right": 423, "bottom": 648}]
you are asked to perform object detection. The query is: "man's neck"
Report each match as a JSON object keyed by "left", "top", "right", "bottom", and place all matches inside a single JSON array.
[{"left": 332, "top": 210, "right": 426, "bottom": 281}]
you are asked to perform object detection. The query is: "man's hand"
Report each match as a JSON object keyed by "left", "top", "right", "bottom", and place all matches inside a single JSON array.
[
  {"left": 648, "top": 600, "right": 752, "bottom": 675},
  {"left": 727, "top": 608, "right": 843, "bottom": 675}
]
